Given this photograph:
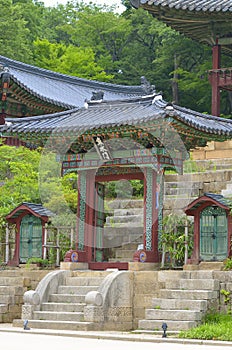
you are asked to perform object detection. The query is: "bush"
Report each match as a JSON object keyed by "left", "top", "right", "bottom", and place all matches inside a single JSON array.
[{"left": 179, "top": 313, "right": 232, "bottom": 341}]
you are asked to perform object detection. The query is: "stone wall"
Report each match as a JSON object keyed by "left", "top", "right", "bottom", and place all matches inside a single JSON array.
[
  {"left": 0, "top": 268, "right": 50, "bottom": 323},
  {"left": 192, "top": 141, "right": 232, "bottom": 160}
]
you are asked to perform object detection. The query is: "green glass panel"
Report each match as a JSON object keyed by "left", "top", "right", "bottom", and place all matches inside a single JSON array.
[
  {"left": 20, "top": 215, "right": 42, "bottom": 263},
  {"left": 200, "top": 206, "right": 228, "bottom": 261},
  {"left": 94, "top": 183, "right": 104, "bottom": 261}
]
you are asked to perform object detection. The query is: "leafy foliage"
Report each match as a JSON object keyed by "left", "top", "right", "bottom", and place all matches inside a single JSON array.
[
  {"left": 179, "top": 313, "right": 232, "bottom": 341},
  {"left": 0, "top": 142, "right": 77, "bottom": 228},
  {"left": 161, "top": 214, "right": 194, "bottom": 267}
]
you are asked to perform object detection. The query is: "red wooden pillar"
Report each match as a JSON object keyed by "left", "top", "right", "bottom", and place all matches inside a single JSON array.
[
  {"left": 228, "top": 215, "right": 232, "bottom": 258},
  {"left": 76, "top": 169, "right": 96, "bottom": 263},
  {"left": 211, "top": 44, "right": 221, "bottom": 116},
  {"left": 8, "top": 220, "right": 21, "bottom": 266},
  {"left": 85, "top": 170, "right": 96, "bottom": 262},
  {"left": 143, "top": 167, "right": 159, "bottom": 262}
]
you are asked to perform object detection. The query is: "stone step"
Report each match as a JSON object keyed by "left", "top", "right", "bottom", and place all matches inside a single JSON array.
[
  {"left": 13, "top": 319, "right": 94, "bottom": 331},
  {"left": 164, "top": 181, "right": 202, "bottom": 190},
  {"left": 108, "top": 257, "right": 132, "bottom": 263},
  {"left": 33, "top": 311, "right": 84, "bottom": 321},
  {"left": 115, "top": 249, "right": 135, "bottom": 259},
  {"left": 165, "top": 169, "right": 232, "bottom": 183},
  {"left": 120, "top": 242, "right": 140, "bottom": 251},
  {"left": 164, "top": 187, "right": 200, "bottom": 196},
  {"left": 57, "top": 285, "right": 99, "bottom": 295},
  {"left": 187, "top": 270, "right": 215, "bottom": 279},
  {"left": 104, "top": 227, "right": 143, "bottom": 247},
  {"left": 71, "top": 270, "right": 111, "bottom": 278},
  {"left": 41, "top": 302, "right": 85, "bottom": 312},
  {"left": 165, "top": 279, "right": 220, "bottom": 291},
  {"left": 151, "top": 298, "right": 208, "bottom": 311},
  {"left": 164, "top": 197, "right": 198, "bottom": 212},
  {"left": 107, "top": 199, "right": 143, "bottom": 210},
  {"left": 138, "top": 319, "right": 198, "bottom": 331},
  {"left": 0, "top": 277, "right": 24, "bottom": 286},
  {"left": 0, "top": 270, "right": 22, "bottom": 277},
  {"left": 65, "top": 277, "right": 104, "bottom": 286},
  {"left": 0, "top": 285, "right": 25, "bottom": 295},
  {"left": 114, "top": 208, "right": 143, "bottom": 216},
  {"left": 190, "top": 158, "right": 232, "bottom": 171},
  {"left": 105, "top": 223, "right": 143, "bottom": 228},
  {"left": 0, "top": 304, "right": 7, "bottom": 313},
  {"left": 145, "top": 309, "right": 202, "bottom": 321},
  {"left": 160, "top": 289, "right": 218, "bottom": 300},
  {"left": 49, "top": 293, "right": 85, "bottom": 303},
  {"left": 105, "top": 214, "right": 143, "bottom": 225},
  {"left": 0, "top": 295, "right": 14, "bottom": 304}
]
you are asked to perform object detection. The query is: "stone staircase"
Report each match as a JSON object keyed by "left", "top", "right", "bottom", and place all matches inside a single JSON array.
[
  {"left": 0, "top": 270, "right": 27, "bottom": 323},
  {"left": 13, "top": 270, "right": 111, "bottom": 331},
  {"left": 138, "top": 271, "right": 219, "bottom": 332},
  {"left": 164, "top": 166, "right": 232, "bottom": 216},
  {"left": 104, "top": 199, "right": 143, "bottom": 261}
]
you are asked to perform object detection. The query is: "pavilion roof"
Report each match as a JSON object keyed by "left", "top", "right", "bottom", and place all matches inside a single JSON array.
[
  {"left": 131, "top": 1, "right": 232, "bottom": 53},
  {"left": 6, "top": 202, "right": 54, "bottom": 220},
  {"left": 1, "top": 94, "right": 232, "bottom": 150},
  {"left": 184, "top": 192, "right": 232, "bottom": 214},
  {"left": 0, "top": 55, "right": 146, "bottom": 117}
]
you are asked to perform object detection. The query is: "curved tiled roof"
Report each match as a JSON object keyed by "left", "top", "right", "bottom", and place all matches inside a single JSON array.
[
  {"left": 131, "top": 1, "right": 232, "bottom": 52},
  {"left": 0, "top": 55, "right": 145, "bottom": 111},
  {"left": 137, "top": 1, "right": 232, "bottom": 12},
  {"left": 6, "top": 202, "right": 54, "bottom": 219},
  {"left": 2, "top": 94, "right": 232, "bottom": 142},
  {"left": 184, "top": 193, "right": 232, "bottom": 213}
]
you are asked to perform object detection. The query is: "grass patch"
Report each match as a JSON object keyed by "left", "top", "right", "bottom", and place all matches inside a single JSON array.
[{"left": 179, "top": 313, "right": 232, "bottom": 341}]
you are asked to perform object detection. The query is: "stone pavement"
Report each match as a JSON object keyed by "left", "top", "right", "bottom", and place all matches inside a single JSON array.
[{"left": 0, "top": 323, "right": 232, "bottom": 348}]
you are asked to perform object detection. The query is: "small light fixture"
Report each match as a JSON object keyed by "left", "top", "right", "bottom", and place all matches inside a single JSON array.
[
  {"left": 162, "top": 322, "right": 168, "bottom": 338},
  {"left": 23, "top": 319, "right": 30, "bottom": 330}
]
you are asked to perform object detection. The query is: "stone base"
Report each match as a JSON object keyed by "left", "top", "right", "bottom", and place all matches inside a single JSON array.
[
  {"left": 60, "top": 262, "right": 89, "bottom": 270},
  {"left": 183, "top": 264, "right": 199, "bottom": 271},
  {"left": 198, "top": 262, "right": 224, "bottom": 270},
  {"left": 128, "top": 262, "right": 160, "bottom": 271}
]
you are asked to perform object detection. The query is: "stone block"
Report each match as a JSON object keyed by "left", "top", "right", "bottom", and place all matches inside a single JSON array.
[
  {"left": 199, "top": 262, "right": 223, "bottom": 270},
  {"left": 8, "top": 304, "right": 20, "bottom": 313},
  {"left": 106, "top": 306, "right": 132, "bottom": 322},
  {"left": 128, "top": 262, "right": 159, "bottom": 271},
  {"left": 23, "top": 278, "right": 32, "bottom": 288},
  {"left": 214, "top": 140, "right": 232, "bottom": 150},
  {"left": 22, "top": 304, "right": 35, "bottom": 320},
  {"left": 206, "top": 149, "right": 232, "bottom": 159},
  {"left": 192, "top": 150, "right": 206, "bottom": 160},
  {"left": 60, "top": 262, "right": 89, "bottom": 270},
  {"left": 84, "top": 305, "right": 104, "bottom": 322},
  {"left": 133, "top": 294, "right": 155, "bottom": 308}
]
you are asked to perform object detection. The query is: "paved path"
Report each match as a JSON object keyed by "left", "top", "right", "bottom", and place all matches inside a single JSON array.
[{"left": 0, "top": 324, "right": 232, "bottom": 349}]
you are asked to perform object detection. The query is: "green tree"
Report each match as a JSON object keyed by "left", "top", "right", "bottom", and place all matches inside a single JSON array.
[
  {"left": 33, "top": 39, "right": 114, "bottom": 81},
  {"left": 0, "top": 142, "right": 78, "bottom": 227},
  {"left": 0, "top": 0, "right": 32, "bottom": 61},
  {"left": 0, "top": 143, "right": 41, "bottom": 219}
]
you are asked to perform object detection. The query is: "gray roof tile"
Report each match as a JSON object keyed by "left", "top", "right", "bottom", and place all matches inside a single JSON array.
[
  {"left": 138, "top": 0, "right": 232, "bottom": 12},
  {"left": 0, "top": 55, "right": 145, "bottom": 109},
  {"left": 2, "top": 94, "right": 232, "bottom": 139}
]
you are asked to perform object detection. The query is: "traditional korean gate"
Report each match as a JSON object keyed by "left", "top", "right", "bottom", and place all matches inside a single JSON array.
[
  {"left": 93, "top": 183, "right": 105, "bottom": 262},
  {"left": 200, "top": 206, "right": 228, "bottom": 261},
  {"left": 19, "top": 214, "right": 43, "bottom": 262}
]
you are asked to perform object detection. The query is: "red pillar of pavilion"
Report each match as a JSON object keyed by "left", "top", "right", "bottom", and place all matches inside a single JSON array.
[{"left": 211, "top": 43, "right": 221, "bottom": 116}]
